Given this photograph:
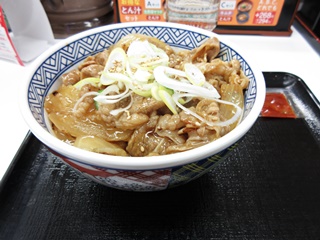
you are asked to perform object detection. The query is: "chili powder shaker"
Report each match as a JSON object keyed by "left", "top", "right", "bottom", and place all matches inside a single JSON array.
[{"left": 166, "top": 0, "right": 220, "bottom": 31}]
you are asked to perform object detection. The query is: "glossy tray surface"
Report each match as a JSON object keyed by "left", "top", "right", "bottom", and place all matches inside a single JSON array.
[{"left": 0, "top": 72, "right": 320, "bottom": 240}]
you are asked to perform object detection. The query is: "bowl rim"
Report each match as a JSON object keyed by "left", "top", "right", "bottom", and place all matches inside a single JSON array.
[{"left": 20, "top": 21, "right": 266, "bottom": 170}]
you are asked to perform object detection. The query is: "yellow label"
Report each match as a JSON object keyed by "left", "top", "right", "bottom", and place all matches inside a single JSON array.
[
  {"left": 218, "top": 0, "right": 285, "bottom": 26},
  {"left": 117, "top": 0, "right": 166, "bottom": 22}
]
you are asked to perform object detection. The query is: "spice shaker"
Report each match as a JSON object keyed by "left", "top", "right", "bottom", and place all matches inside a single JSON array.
[{"left": 166, "top": 0, "right": 220, "bottom": 31}]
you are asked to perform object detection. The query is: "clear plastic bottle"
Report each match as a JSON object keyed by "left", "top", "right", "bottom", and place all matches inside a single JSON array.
[{"left": 166, "top": 0, "right": 220, "bottom": 31}]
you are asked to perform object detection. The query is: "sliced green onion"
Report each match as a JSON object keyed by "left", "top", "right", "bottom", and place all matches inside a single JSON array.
[
  {"left": 100, "top": 72, "right": 116, "bottom": 85},
  {"left": 129, "top": 82, "right": 156, "bottom": 97},
  {"left": 126, "top": 61, "right": 152, "bottom": 83},
  {"left": 100, "top": 47, "right": 128, "bottom": 85},
  {"left": 127, "top": 40, "right": 169, "bottom": 68},
  {"left": 110, "top": 94, "right": 133, "bottom": 116},
  {"left": 72, "top": 39, "right": 243, "bottom": 128},
  {"left": 151, "top": 84, "right": 161, "bottom": 101},
  {"left": 94, "top": 89, "right": 130, "bottom": 104},
  {"left": 184, "top": 63, "right": 205, "bottom": 86},
  {"left": 159, "top": 89, "right": 177, "bottom": 115},
  {"left": 103, "top": 72, "right": 132, "bottom": 85},
  {"left": 74, "top": 77, "right": 101, "bottom": 89},
  {"left": 153, "top": 66, "right": 220, "bottom": 99}
]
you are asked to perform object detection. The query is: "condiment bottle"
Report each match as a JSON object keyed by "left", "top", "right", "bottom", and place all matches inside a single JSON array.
[{"left": 166, "top": 0, "right": 220, "bottom": 31}]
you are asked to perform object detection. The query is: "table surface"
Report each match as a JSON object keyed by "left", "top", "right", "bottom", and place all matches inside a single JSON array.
[{"left": 0, "top": 21, "right": 319, "bottom": 183}]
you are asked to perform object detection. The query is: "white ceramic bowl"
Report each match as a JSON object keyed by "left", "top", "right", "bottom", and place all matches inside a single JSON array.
[{"left": 20, "top": 22, "right": 265, "bottom": 191}]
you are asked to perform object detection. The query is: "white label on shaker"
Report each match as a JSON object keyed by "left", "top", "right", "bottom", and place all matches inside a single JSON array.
[
  {"left": 167, "top": 1, "right": 219, "bottom": 13},
  {"left": 166, "top": 0, "right": 219, "bottom": 31}
]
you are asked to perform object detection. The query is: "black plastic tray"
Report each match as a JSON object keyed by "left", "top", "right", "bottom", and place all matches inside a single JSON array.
[{"left": 1, "top": 72, "right": 320, "bottom": 240}]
